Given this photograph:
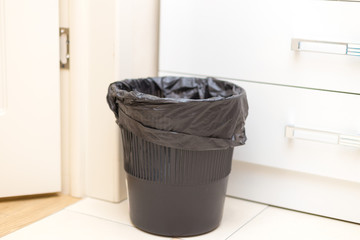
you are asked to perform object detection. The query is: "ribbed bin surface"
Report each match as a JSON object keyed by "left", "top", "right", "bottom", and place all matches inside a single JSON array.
[
  {"left": 121, "top": 128, "right": 234, "bottom": 237},
  {"left": 122, "top": 128, "right": 233, "bottom": 185}
]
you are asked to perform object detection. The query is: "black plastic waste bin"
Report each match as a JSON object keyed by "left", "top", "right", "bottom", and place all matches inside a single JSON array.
[{"left": 107, "top": 76, "right": 248, "bottom": 237}]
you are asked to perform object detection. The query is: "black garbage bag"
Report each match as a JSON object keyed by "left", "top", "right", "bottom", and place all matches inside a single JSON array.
[{"left": 106, "top": 76, "right": 248, "bottom": 150}]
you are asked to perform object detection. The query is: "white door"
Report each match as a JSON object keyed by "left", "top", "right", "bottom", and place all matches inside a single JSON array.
[{"left": 0, "top": 0, "right": 61, "bottom": 197}]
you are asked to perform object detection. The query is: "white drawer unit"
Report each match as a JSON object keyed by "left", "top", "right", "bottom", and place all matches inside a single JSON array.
[
  {"left": 159, "top": 0, "right": 360, "bottom": 223},
  {"left": 229, "top": 80, "right": 360, "bottom": 183},
  {"left": 159, "top": 0, "right": 360, "bottom": 94}
]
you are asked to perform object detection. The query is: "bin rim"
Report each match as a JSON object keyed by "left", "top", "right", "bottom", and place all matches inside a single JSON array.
[
  {"left": 108, "top": 76, "right": 246, "bottom": 104},
  {"left": 117, "top": 89, "right": 245, "bottom": 104}
]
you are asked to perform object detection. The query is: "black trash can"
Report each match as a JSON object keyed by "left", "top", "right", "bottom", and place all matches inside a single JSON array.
[{"left": 107, "top": 77, "right": 248, "bottom": 237}]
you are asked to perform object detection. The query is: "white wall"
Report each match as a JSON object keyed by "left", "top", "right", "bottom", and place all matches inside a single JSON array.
[{"left": 117, "top": 0, "right": 160, "bottom": 80}]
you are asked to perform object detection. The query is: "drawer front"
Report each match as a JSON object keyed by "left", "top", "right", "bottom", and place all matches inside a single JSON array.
[
  {"left": 159, "top": 0, "right": 360, "bottom": 93},
  {"left": 230, "top": 80, "right": 360, "bottom": 183}
]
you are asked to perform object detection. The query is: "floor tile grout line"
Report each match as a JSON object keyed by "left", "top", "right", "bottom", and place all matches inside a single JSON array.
[
  {"left": 225, "top": 206, "right": 270, "bottom": 240},
  {"left": 64, "top": 209, "right": 135, "bottom": 228},
  {"left": 226, "top": 195, "right": 269, "bottom": 207}
]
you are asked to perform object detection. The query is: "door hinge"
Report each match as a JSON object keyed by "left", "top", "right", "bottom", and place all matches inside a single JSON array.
[{"left": 59, "top": 28, "right": 70, "bottom": 69}]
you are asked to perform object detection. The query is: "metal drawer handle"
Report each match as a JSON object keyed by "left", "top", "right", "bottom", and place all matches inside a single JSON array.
[
  {"left": 291, "top": 38, "right": 360, "bottom": 57},
  {"left": 285, "top": 126, "right": 360, "bottom": 148}
]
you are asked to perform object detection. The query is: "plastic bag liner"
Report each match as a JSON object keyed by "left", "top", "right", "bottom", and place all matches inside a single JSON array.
[{"left": 107, "top": 76, "right": 248, "bottom": 151}]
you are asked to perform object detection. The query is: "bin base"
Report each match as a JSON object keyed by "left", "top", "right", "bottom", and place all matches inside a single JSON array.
[{"left": 126, "top": 173, "right": 229, "bottom": 237}]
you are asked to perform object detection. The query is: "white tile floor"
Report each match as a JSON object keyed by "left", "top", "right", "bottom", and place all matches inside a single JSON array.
[{"left": 3, "top": 197, "right": 360, "bottom": 240}]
